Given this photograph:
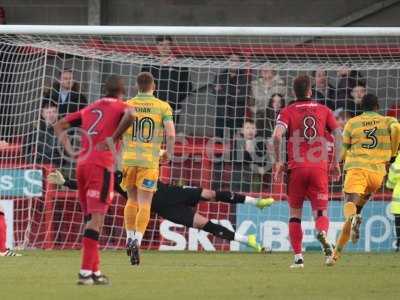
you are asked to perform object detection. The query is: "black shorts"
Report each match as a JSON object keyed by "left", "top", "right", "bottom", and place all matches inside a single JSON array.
[{"left": 152, "top": 185, "right": 203, "bottom": 228}]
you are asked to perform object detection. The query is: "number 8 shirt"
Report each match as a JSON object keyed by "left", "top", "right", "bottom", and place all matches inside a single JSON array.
[
  {"left": 276, "top": 99, "right": 338, "bottom": 210},
  {"left": 121, "top": 93, "right": 173, "bottom": 192}
]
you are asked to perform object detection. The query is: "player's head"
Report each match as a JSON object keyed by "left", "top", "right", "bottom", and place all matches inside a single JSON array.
[
  {"left": 242, "top": 119, "right": 256, "bottom": 140},
  {"left": 156, "top": 35, "right": 173, "bottom": 57},
  {"left": 361, "top": 93, "right": 379, "bottom": 112},
  {"left": 293, "top": 75, "right": 312, "bottom": 100},
  {"left": 41, "top": 100, "right": 58, "bottom": 125},
  {"left": 136, "top": 72, "right": 155, "bottom": 94},
  {"left": 104, "top": 75, "right": 125, "bottom": 99}
]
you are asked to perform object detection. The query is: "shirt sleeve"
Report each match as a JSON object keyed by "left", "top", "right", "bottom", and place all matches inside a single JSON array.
[
  {"left": 276, "top": 107, "right": 290, "bottom": 129},
  {"left": 389, "top": 120, "right": 400, "bottom": 157},
  {"left": 162, "top": 103, "right": 173, "bottom": 122},
  {"left": 64, "top": 110, "right": 82, "bottom": 127},
  {"left": 325, "top": 108, "right": 339, "bottom": 132}
]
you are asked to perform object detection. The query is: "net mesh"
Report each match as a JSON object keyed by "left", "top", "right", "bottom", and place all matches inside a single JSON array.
[{"left": 0, "top": 30, "right": 398, "bottom": 252}]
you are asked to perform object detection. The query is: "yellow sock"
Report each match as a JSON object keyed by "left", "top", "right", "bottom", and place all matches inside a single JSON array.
[
  {"left": 335, "top": 219, "right": 351, "bottom": 253},
  {"left": 124, "top": 200, "right": 138, "bottom": 232},
  {"left": 135, "top": 202, "right": 152, "bottom": 235},
  {"left": 343, "top": 202, "right": 357, "bottom": 219}
]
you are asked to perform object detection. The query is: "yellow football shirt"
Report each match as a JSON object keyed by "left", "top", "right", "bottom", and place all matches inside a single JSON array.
[
  {"left": 342, "top": 111, "right": 399, "bottom": 174},
  {"left": 122, "top": 93, "right": 173, "bottom": 169}
]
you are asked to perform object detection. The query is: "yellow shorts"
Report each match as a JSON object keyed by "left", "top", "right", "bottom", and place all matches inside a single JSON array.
[
  {"left": 121, "top": 166, "right": 159, "bottom": 192},
  {"left": 343, "top": 168, "right": 384, "bottom": 195}
]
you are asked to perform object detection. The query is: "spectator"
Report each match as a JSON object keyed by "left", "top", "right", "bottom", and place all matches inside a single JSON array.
[
  {"left": 48, "top": 69, "right": 87, "bottom": 116},
  {"left": 250, "top": 67, "right": 286, "bottom": 114},
  {"left": 0, "top": 7, "right": 6, "bottom": 24},
  {"left": 311, "top": 69, "right": 336, "bottom": 110},
  {"left": 346, "top": 83, "right": 366, "bottom": 116},
  {"left": 335, "top": 66, "right": 363, "bottom": 109},
  {"left": 141, "top": 35, "right": 192, "bottom": 121},
  {"left": 257, "top": 93, "right": 285, "bottom": 138},
  {"left": 214, "top": 53, "right": 251, "bottom": 138},
  {"left": 34, "top": 100, "right": 64, "bottom": 166},
  {"left": 231, "top": 120, "right": 267, "bottom": 193}
]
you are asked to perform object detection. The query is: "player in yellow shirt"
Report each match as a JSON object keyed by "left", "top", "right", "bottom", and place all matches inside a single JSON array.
[
  {"left": 327, "top": 94, "right": 400, "bottom": 266},
  {"left": 110, "top": 72, "right": 175, "bottom": 265}
]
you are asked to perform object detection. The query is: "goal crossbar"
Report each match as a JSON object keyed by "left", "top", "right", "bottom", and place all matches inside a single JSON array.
[{"left": 1, "top": 25, "right": 400, "bottom": 36}]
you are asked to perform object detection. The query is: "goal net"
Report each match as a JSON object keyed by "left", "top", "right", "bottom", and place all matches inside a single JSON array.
[{"left": 0, "top": 26, "right": 398, "bottom": 252}]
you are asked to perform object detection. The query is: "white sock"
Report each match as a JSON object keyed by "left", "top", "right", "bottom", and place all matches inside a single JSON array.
[
  {"left": 126, "top": 230, "right": 135, "bottom": 242},
  {"left": 93, "top": 271, "right": 101, "bottom": 276},
  {"left": 79, "top": 269, "right": 92, "bottom": 277},
  {"left": 295, "top": 253, "right": 303, "bottom": 261},
  {"left": 234, "top": 233, "right": 248, "bottom": 244},
  {"left": 244, "top": 196, "right": 258, "bottom": 205},
  {"left": 135, "top": 231, "right": 143, "bottom": 246}
]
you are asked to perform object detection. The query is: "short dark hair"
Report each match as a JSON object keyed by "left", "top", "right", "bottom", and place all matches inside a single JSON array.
[
  {"left": 293, "top": 75, "right": 311, "bottom": 99},
  {"left": 361, "top": 93, "right": 379, "bottom": 111},
  {"left": 41, "top": 99, "right": 57, "bottom": 109},
  {"left": 136, "top": 72, "right": 154, "bottom": 93},
  {"left": 243, "top": 119, "right": 255, "bottom": 125},
  {"left": 156, "top": 35, "right": 173, "bottom": 43},
  {"left": 104, "top": 75, "right": 125, "bottom": 98}
]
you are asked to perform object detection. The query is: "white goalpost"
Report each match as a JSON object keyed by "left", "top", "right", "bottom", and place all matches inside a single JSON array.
[{"left": 0, "top": 25, "right": 399, "bottom": 252}]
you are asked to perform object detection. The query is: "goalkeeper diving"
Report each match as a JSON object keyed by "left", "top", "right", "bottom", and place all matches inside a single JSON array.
[{"left": 47, "top": 168, "right": 274, "bottom": 254}]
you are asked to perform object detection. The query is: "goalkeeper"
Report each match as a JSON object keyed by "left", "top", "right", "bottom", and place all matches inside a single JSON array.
[
  {"left": 48, "top": 170, "right": 274, "bottom": 253},
  {"left": 386, "top": 154, "right": 400, "bottom": 252}
]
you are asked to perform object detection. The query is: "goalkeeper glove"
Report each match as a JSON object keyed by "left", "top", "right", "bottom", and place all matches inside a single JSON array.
[{"left": 47, "top": 170, "right": 66, "bottom": 186}]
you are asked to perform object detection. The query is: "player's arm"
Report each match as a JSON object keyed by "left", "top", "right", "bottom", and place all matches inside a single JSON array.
[
  {"left": 111, "top": 107, "right": 135, "bottom": 143},
  {"left": 163, "top": 104, "right": 176, "bottom": 160},
  {"left": 389, "top": 119, "right": 400, "bottom": 158},
  {"left": 53, "top": 111, "right": 81, "bottom": 158},
  {"left": 341, "top": 121, "right": 352, "bottom": 162}
]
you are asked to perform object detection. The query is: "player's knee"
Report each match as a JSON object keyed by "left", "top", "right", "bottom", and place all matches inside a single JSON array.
[{"left": 86, "top": 213, "right": 104, "bottom": 232}]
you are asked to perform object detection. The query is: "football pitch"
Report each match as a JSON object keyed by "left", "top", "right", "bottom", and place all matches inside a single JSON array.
[{"left": 0, "top": 250, "right": 398, "bottom": 300}]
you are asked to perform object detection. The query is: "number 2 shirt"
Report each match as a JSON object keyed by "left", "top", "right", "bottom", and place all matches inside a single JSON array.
[
  {"left": 342, "top": 111, "right": 398, "bottom": 175},
  {"left": 122, "top": 93, "right": 173, "bottom": 169},
  {"left": 64, "top": 97, "right": 127, "bottom": 169},
  {"left": 276, "top": 99, "right": 338, "bottom": 171}
]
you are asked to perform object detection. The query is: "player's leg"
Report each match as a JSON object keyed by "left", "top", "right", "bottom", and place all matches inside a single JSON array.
[
  {"left": 78, "top": 165, "right": 112, "bottom": 285},
  {"left": 327, "top": 169, "right": 368, "bottom": 266},
  {"left": 200, "top": 189, "right": 274, "bottom": 209},
  {"left": 0, "top": 206, "right": 20, "bottom": 257},
  {"left": 288, "top": 207, "right": 304, "bottom": 268},
  {"left": 308, "top": 169, "right": 332, "bottom": 260},
  {"left": 124, "top": 186, "right": 138, "bottom": 241},
  {"left": 192, "top": 213, "right": 262, "bottom": 252},
  {"left": 287, "top": 168, "right": 307, "bottom": 268},
  {"left": 121, "top": 167, "right": 138, "bottom": 243}
]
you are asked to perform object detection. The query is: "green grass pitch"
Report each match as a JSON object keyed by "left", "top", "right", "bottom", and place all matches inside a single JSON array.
[{"left": 0, "top": 250, "right": 398, "bottom": 300}]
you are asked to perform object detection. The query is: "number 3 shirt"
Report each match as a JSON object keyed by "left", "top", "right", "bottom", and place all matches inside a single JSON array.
[
  {"left": 276, "top": 99, "right": 338, "bottom": 171},
  {"left": 64, "top": 97, "right": 127, "bottom": 169},
  {"left": 122, "top": 93, "right": 173, "bottom": 170},
  {"left": 342, "top": 111, "right": 399, "bottom": 175}
]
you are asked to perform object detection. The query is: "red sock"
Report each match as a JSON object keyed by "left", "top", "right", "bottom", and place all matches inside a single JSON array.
[
  {"left": 0, "top": 214, "right": 6, "bottom": 252},
  {"left": 289, "top": 218, "right": 303, "bottom": 255},
  {"left": 315, "top": 215, "right": 329, "bottom": 234},
  {"left": 92, "top": 244, "right": 100, "bottom": 273},
  {"left": 81, "top": 229, "right": 99, "bottom": 272}
]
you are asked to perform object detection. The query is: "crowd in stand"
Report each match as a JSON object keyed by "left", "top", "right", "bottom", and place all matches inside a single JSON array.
[{"left": 1, "top": 34, "right": 400, "bottom": 194}]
